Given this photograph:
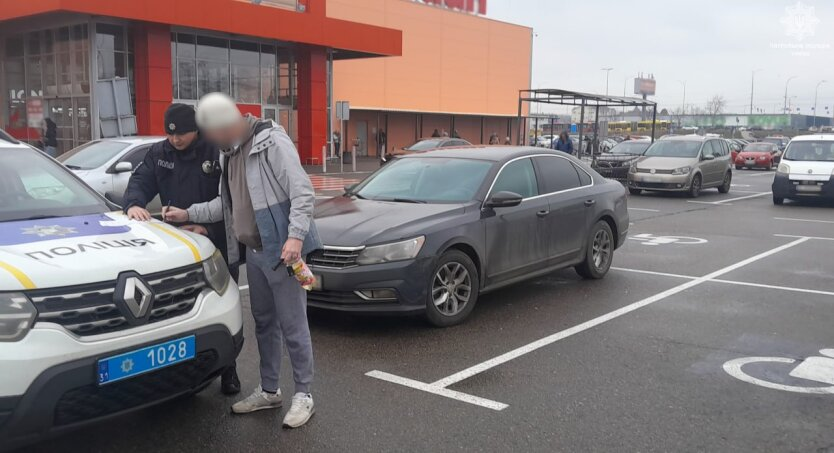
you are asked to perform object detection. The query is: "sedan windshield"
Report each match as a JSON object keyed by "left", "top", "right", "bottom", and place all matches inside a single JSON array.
[
  {"left": 644, "top": 141, "right": 702, "bottom": 158},
  {"left": 58, "top": 140, "right": 131, "bottom": 170},
  {"left": 356, "top": 157, "right": 493, "bottom": 203},
  {"left": 0, "top": 148, "right": 107, "bottom": 222},
  {"left": 405, "top": 139, "right": 445, "bottom": 152},
  {"left": 610, "top": 142, "right": 650, "bottom": 155},
  {"left": 783, "top": 141, "right": 834, "bottom": 162}
]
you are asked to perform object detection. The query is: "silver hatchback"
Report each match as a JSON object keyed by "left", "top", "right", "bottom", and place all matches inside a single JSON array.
[{"left": 627, "top": 135, "right": 732, "bottom": 197}]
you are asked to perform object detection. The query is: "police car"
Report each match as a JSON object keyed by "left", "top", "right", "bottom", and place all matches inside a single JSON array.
[
  {"left": 0, "top": 134, "right": 242, "bottom": 447},
  {"left": 772, "top": 134, "right": 834, "bottom": 205}
]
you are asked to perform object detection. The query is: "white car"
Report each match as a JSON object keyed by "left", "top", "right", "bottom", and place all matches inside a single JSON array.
[
  {"left": 57, "top": 137, "right": 164, "bottom": 212},
  {"left": 772, "top": 134, "right": 834, "bottom": 205},
  {"left": 0, "top": 136, "right": 242, "bottom": 447}
]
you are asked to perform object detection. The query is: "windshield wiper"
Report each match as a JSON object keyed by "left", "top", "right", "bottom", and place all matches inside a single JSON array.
[
  {"left": 17, "top": 214, "right": 60, "bottom": 221},
  {"left": 64, "top": 164, "right": 82, "bottom": 170},
  {"left": 390, "top": 198, "right": 426, "bottom": 204}
]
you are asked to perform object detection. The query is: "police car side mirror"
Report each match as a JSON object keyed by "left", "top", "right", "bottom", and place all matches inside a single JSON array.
[{"left": 114, "top": 162, "right": 133, "bottom": 173}]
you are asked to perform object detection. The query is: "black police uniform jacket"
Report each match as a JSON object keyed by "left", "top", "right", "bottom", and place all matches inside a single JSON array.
[{"left": 123, "top": 136, "right": 227, "bottom": 254}]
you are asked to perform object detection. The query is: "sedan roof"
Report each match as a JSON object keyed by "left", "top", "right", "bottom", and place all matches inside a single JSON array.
[{"left": 405, "top": 146, "right": 564, "bottom": 162}]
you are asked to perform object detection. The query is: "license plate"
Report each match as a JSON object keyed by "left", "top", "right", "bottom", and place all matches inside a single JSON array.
[
  {"left": 97, "top": 335, "right": 196, "bottom": 385},
  {"left": 643, "top": 176, "right": 662, "bottom": 183},
  {"left": 312, "top": 274, "right": 323, "bottom": 291},
  {"left": 796, "top": 185, "right": 822, "bottom": 193}
]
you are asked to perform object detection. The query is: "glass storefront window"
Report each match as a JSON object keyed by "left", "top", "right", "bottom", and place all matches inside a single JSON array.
[
  {"left": 178, "top": 60, "right": 197, "bottom": 100},
  {"left": 197, "top": 60, "right": 230, "bottom": 97},
  {"left": 231, "top": 40, "right": 259, "bottom": 104},
  {"left": 3, "top": 24, "right": 93, "bottom": 152},
  {"left": 196, "top": 36, "right": 228, "bottom": 61}
]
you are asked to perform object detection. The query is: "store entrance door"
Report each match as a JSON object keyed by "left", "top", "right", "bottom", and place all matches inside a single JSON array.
[{"left": 44, "top": 97, "right": 91, "bottom": 154}]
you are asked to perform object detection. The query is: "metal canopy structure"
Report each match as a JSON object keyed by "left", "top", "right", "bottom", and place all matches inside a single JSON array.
[{"left": 516, "top": 88, "right": 659, "bottom": 154}]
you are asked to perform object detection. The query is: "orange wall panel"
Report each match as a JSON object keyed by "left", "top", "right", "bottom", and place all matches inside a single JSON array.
[{"left": 329, "top": 0, "right": 531, "bottom": 117}]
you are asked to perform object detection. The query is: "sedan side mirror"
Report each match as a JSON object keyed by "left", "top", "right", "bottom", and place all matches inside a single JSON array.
[
  {"left": 344, "top": 184, "right": 357, "bottom": 195},
  {"left": 485, "top": 191, "right": 523, "bottom": 208},
  {"left": 114, "top": 162, "right": 133, "bottom": 173}
]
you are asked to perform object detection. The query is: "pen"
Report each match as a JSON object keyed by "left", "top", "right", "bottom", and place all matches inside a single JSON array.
[{"left": 164, "top": 200, "right": 171, "bottom": 221}]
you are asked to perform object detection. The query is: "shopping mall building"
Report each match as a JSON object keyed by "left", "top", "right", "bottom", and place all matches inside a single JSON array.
[{"left": 0, "top": 0, "right": 531, "bottom": 161}]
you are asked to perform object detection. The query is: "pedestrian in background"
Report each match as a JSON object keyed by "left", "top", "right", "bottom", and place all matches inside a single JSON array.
[
  {"left": 165, "top": 93, "right": 321, "bottom": 429},
  {"left": 552, "top": 131, "right": 574, "bottom": 155},
  {"left": 431, "top": 129, "right": 441, "bottom": 137},
  {"left": 503, "top": 136, "right": 512, "bottom": 145},
  {"left": 42, "top": 118, "right": 57, "bottom": 157},
  {"left": 122, "top": 103, "right": 241, "bottom": 395},
  {"left": 489, "top": 133, "right": 500, "bottom": 145},
  {"left": 377, "top": 129, "right": 387, "bottom": 156}
]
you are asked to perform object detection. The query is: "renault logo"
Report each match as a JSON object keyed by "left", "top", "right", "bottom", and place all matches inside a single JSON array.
[{"left": 115, "top": 273, "right": 155, "bottom": 323}]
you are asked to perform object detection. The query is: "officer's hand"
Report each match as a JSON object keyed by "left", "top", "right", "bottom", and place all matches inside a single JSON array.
[
  {"left": 127, "top": 206, "right": 152, "bottom": 221},
  {"left": 179, "top": 224, "right": 208, "bottom": 236},
  {"left": 281, "top": 238, "right": 303, "bottom": 264},
  {"left": 163, "top": 206, "right": 189, "bottom": 223}
]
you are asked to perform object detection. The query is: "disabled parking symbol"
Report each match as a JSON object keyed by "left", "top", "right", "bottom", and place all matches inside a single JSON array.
[
  {"left": 628, "top": 233, "right": 708, "bottom": 246},
  {"left": 723, "top": 349, "right": 834, "bottom": 394}
]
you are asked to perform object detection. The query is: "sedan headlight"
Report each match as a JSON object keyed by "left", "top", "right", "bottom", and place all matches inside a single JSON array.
[
  {"left": 777, "top": 163, "right": 791, "bottom": 174},
  {"left": 672, "top": 166, "right": 691, "bottom": 175},
  {"left": 356, "top": 236, "right": 425, "bottom": 265},
  {"left": 203, "top": 249, "right": 231, "bottom": 295},
  {"left": 0, "top": 293, "right": 36, "bottom": 342}
]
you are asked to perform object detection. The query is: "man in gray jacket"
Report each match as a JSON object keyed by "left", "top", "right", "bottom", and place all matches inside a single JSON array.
[{"left": 164, "top": 93, "right": 321, "bottom": 428}]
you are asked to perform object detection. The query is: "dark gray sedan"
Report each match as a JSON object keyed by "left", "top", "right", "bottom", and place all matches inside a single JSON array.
[{"left": 307, "top": 147, "right": 629, "bottom": 326}]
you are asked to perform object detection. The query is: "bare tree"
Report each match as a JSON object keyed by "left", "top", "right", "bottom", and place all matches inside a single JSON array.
[{"left": 706, "top": 95, "right": 726, "bottom": 117}]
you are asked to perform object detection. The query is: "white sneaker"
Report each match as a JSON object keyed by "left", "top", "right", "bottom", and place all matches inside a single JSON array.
[
  {"left": 282, "top": 393, "right": 315, "bottom": 428},
  {"left": 231, "top": 386, "right": 282, "bottom": 414}
]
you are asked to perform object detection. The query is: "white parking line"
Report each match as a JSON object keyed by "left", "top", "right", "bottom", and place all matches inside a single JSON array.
[
  {"left": 366, "top": 237, "right": 809, "bottom": 410},
  {"left": 687, "top": 192, "right": 771, "bottom": 205},
  {"left": 613, "top": 268, "right": 834, "bottom": 298},
  {"left": 628, "top": 208, "right": 660, "bottom": 212},
  {"left": 775, "top": 217, "right": 834, "bottom": 225},
  {"left": 775, "top": 234, "right": 834, "bottom": 242}
]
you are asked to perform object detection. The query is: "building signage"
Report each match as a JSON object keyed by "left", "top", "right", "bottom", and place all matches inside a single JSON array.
[{"left": 416, "top": 0, "right": 487, "bottom": 15}]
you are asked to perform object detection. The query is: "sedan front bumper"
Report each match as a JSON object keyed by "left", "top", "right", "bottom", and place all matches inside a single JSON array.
[{"left": 307, "top": 256, "right": 435, "bottom": 314}]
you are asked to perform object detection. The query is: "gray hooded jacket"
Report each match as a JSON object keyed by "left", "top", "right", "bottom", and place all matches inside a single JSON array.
[{"left": 187, "top": 121, "right": 321, "bottom": 268}]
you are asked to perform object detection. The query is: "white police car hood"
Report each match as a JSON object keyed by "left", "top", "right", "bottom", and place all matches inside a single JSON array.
[{"left": 0, "top": 213, "right": 215, "bottom": 290}]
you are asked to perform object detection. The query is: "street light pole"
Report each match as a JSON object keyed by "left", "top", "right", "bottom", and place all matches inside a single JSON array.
[
  {"left": 783, "top": 76, "right": 797, "bottom": 113},
  {"left": 601, "top": 67, "right": 613, "bottom": 96},
  {"left": 750, "top": 69, "right": 762, "bottom": 115},
  {"left": 814, "top": 79, "right": 827, "bottom": 128}
]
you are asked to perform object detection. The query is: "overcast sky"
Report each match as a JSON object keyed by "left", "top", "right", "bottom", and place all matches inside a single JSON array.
[{"left": 487, "top": 0, "right": 834, "bottom": 116}]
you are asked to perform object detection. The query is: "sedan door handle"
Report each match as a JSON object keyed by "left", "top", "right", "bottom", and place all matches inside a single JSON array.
[
  {"left": 584, "top": 199, "right": 596, "bottom": 207},
  {"left": 536, "top": 209, "right": 550, "bottom": 218}
]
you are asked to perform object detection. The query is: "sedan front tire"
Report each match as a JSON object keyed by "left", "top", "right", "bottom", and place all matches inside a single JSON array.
[{"left": 425, "top": 250, "right": 480, "bottom": 327}]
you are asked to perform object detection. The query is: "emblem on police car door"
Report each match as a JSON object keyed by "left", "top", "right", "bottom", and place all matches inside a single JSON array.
[{"left": 119, "top": 276, "right": 154, "bottom": 319}]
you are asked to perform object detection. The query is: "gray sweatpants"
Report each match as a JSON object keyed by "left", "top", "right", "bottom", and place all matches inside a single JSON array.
[{"left": 246, "top": 248, "right": 314, "bottom": 394}]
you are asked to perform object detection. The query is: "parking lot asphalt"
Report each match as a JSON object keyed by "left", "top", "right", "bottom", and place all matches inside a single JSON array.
[{"left": 25, "top": 170, "right": 834, "bottom": 452}]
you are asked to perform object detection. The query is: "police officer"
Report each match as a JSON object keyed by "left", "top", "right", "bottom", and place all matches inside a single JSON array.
[{"left": 123, "top": 103, "right": 241, "bottom": 395}]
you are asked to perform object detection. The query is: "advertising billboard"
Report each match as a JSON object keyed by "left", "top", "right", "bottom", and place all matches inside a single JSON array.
[{"left": 634, "top": 78, "right": 656, "bottom": 96}]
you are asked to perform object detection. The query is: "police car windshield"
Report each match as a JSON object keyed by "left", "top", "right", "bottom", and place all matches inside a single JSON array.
[
  {"left": 58, "top": 140, "right": 131, "bottom": 170},
  {"left": 0, "top": 148, "right": 108, "bottom": 222}
]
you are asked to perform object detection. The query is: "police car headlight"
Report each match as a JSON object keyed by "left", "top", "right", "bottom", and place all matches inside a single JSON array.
[
  {"left": 0, "top": 293, "right": 36, "bottom": 342},
  {"left": 203, "top": 250, "right": 231, "bottom": 296},
  {"left": 356, "top": 236, "right": 425, "bottom": 265}
]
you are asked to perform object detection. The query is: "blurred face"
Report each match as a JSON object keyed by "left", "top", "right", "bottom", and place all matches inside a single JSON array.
[
  {"left": 203, "top": 120, "right": 247, "bottom": 149},
  {"left": 167, "top": 131, "right": 198, "bottom": 151}
]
